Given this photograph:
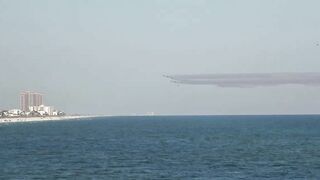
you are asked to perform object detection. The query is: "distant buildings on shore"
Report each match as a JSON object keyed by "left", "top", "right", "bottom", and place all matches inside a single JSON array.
[
  {"left": 20, "top": 91, "right": 43, "bottom": 112},
  {"left": 0, "top": 91, "right": 65, "bottom": 118}
]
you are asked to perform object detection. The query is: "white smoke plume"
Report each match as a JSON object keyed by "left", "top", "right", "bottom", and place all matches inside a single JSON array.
[{"left": 165, "top": 73, "right": 320, "bottom": 88}]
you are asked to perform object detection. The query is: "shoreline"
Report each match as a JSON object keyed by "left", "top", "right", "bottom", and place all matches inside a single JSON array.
[
  {"left": 0, "top": 116, "right": 97, "bottom": 123},
  {"left": 1, "top": 114, "right": 319, "bottom": 124}
]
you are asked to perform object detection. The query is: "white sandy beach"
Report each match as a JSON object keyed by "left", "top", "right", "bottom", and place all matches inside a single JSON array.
[{"left": 0, "top": 116, "right": 96, "bottom": 123}]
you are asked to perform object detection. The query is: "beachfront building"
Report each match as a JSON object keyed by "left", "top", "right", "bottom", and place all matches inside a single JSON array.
[
  {"left": 0, "top": 110, "right": 9, "bottom": 117},
  {"left": 29, "top": 105, "right": 54, "bottom": 116},
  {"left": 0, "top": 91, "right": 66, "bottom": 118},
  {"left": 8, "top": 109, "right": 22, "bottom": 117},
  {"left": 20, "top": 91, "right": 43, "bottom": 112}
]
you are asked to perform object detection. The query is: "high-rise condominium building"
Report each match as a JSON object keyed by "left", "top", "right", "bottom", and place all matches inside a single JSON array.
[{"left": 20, "top": 91, "right": 43, "bottom": 112}]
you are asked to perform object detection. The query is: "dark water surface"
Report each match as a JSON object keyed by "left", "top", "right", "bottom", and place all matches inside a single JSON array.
[{"left": 1, "top": 115, "right": 320, "bottom": 179}]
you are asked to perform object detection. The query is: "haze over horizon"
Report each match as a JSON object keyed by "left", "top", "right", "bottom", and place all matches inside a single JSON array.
[{"left": 1, "top": 0, "right": 320, "bottom": 115}]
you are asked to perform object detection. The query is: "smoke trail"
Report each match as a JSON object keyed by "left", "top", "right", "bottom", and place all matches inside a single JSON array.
[{"left": 165, "top": 73, "right": 320, "bottom": 88}]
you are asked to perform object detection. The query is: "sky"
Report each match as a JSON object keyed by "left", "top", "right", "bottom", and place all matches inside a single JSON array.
[{"left": 1, "top": 0, "right": 320, "bottom": 115}]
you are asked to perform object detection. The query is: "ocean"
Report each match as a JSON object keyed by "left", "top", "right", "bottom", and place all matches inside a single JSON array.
[{"left": 0, "top": 115, "right": 320, "bottom": 179}]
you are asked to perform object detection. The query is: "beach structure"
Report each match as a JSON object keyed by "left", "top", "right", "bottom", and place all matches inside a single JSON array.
[
  {"left": 29, "top": 105, "right": 54, "bottom": 116},
  {"left": 20, "top": 91, "right": 43, "bottom": 112},
  {"left": 1, "top": 91, "right": 65, "bottom": 119}
]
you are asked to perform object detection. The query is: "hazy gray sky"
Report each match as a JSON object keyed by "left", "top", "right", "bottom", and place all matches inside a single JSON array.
[{"left": 1, "top": 0, "right": 320, "bottom": 115}]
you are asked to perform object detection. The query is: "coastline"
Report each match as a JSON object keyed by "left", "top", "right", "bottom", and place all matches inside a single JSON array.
[{"left": 0, "top": 115, "right": 97, "bottom": 123}]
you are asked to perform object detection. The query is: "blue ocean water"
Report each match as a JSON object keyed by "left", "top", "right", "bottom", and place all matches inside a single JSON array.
[{"left": 0, "top": 115, "right": 320, "bottom": 179}]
